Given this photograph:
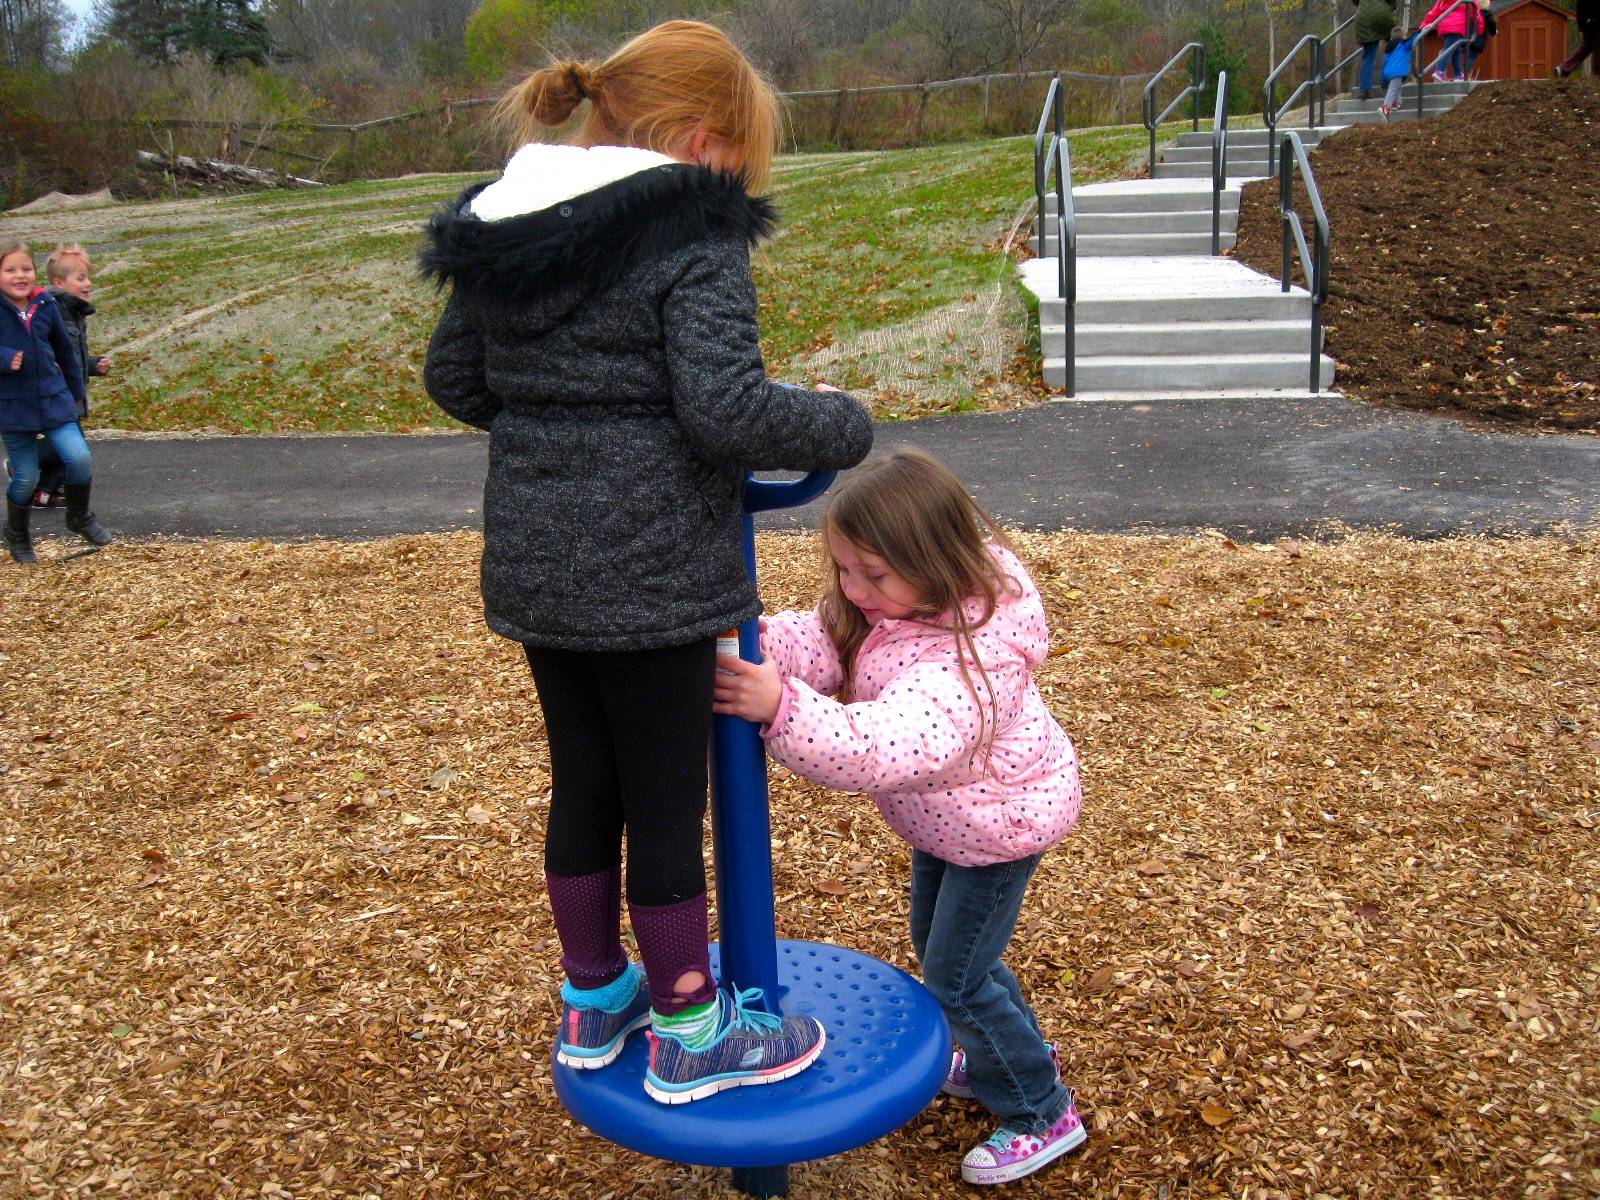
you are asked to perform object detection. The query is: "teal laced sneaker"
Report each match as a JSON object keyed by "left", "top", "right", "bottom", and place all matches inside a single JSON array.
[
  {"left": 643, "top": 986, "right": 825, "bottom": 1104},
  {"left": 556, "top": 964, "right": 651, "bottom": 1070}
]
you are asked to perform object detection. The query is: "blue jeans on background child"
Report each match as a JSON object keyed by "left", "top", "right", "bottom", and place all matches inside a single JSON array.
[
  {"left": 5, "top": 424, "right": 92, "bottom": 505},
  {"left": 910, "top": 849, "right": 1071, "bottom": 1135},
  {"left": 1439, "top": 33, "right": 1470, "bottom": 78},
  {"left": 1359, "top": 41, "right": 1381, "bottom": 92}
]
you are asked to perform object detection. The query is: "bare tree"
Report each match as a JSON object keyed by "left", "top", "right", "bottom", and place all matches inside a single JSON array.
[
  {"left": 730, "top": 0, "right": 817, "bottom": 87},
  {"left": 974, "top": 0, "right": 1078, "bottom": 72},
  {"left": 909, "top": 0, "right": 1010, "bottom": 75}
]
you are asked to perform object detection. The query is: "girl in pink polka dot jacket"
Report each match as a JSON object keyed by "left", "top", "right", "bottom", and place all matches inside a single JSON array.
[{"left": 714, "top": 449, "right": 1085, "bottom": 1186}]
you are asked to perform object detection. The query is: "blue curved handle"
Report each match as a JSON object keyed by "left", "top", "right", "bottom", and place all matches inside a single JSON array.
[{"left": 744, "top": 471, "right": 836, "bottom": 514}]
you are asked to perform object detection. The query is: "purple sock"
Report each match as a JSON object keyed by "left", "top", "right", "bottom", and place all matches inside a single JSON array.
[
  {"left": 545, "top": 867, "right": 628, "bottom": 989},
  {"left": 629, "top": 893, "right": 716, "bottom": 1014}
]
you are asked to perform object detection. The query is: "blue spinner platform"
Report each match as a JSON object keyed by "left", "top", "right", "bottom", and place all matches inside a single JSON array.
[{"left": 554, "top": 940, "right": 950, "bottom": 1167}]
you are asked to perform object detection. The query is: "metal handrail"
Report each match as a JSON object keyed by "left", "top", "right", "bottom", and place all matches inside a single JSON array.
[
  {"left": 1142, "top": 42, "right": 1204, "bottom": 177},
  {"left": 1033, "top": 75, "right": 1077, "bottom": 397},
  {"left": 1277, "top": 133, "right": 1331, "bottom": 393},
  {"left": 1414, "top": 0, "right": 1477, "bottom": 117},
  {"left": 1322, "top": 13, "right": 1360, "bottom": 108},
  {"left": 1264, "top": 35, "right": 1323, "bottom": 178},
  {"left": 1211, "top": 70, "right": 1229, "bottom": 256}
]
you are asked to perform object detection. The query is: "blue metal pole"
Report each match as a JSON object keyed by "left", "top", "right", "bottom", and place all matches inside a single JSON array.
[
  {"left": 707, "top": 514, "right": 783, "bottom": 1011},
  {"left": 708, "top": 472, "right": 837, "bottom": 1014}
]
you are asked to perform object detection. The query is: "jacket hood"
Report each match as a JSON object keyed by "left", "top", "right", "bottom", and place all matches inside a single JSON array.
[
  {"left": 47, "top": 287, "right": 94, "bottom": 318},
  {"left": 873, "top": 545, "right": 1050, "bottom": 671},
  {"left": 418, "top": 143, "right": 777, "bottom": 303}
]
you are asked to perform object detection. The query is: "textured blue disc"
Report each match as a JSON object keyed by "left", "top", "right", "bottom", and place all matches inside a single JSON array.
[{"left": 553, "top": 940, "right": 951, "bottom": 1168}]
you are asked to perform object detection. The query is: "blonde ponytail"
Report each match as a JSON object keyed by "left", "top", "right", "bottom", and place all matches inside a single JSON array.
[{"left": 494, "top": 60, "right": 595, "bottom": 151}]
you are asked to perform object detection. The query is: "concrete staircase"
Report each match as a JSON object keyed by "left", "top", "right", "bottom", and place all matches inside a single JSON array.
[
  {"left": 1151, "top": 81, "right": 1475, "bottom": 178},
  {"left": 1022, "top": 80, "right": 1481, "bottom": 399}
]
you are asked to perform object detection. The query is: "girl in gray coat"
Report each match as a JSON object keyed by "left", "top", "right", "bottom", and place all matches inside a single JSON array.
[{"left": 422, "top": 20, "right": 872, "bottom": 1105}]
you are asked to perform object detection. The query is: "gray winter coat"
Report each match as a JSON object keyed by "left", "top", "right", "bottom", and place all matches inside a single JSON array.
[
  {"left": 47, "top": 288, "right": 101, "bottom": 421},
  {"left": 420, "top": 146, "right": 873, "bottom": 652}
]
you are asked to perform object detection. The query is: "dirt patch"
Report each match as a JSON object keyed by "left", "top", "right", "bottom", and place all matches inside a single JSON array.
[
  {"left": 2, "top": 531, "right": 1597, "bottom": 1197},
  {"left": 6, "top": 187, "right": 116, "bottom": 215},
  {"left": 1233, "top": 79, "right": 1600, "bottom": 432}
]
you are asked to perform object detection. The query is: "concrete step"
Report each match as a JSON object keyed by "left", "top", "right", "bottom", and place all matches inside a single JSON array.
[
  {"left": 1319, "top": 107, "right": 1449, "bottom": 124},
  {"left": 1040, "top": 288, "right": 1313, "bottom": 326},
  {"left": 1340, "top": 80, "right": 1475, "bottom": 99},
  {"left": 1044, "top": 352, "right": 1336, "bottom": 391},
  {"left": 1162, "top": 143, "right": 1276, "bottom": 164},
  {"left": 1050, "top": 182, "right": 1238, "bottom": 214},
  {"left": 1153, "top": 161, "right": 1270, "bottom": 179},
  {"left": 1329, "top": 96, "right": 1459, "bottom": 114},
  {"left": 1048, "top": 318, "right": 1319, "bottom": 357},
  {"left": 1023, "top": 255, "right": 1317, "bottom": 327},
  {"left": 1074, "top": 209, "right": 1238, "bottom": 234},
  {"left": 1041, "top": 386, "right": 1342, "bottom": 402},
  {"left": 1172, "top": 127, "right": 1331, "bottom": 148},
  {"left": 1035, "top": 231, "right": 1235, "bottom": 256}
]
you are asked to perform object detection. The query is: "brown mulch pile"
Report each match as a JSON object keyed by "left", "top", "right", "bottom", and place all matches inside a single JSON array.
[
  {"left": 3, "top": 532, "right": 1598, "bottom": 1199},
  {"left": 1233, "top": 78, "right": 1600, "bottom": 432}
]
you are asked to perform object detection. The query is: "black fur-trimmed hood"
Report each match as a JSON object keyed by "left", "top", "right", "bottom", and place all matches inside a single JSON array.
[{"left": 419, "top": 147, "right": 777, "bottom": 303}]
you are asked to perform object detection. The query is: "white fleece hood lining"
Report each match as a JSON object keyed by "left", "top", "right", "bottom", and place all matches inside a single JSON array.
[{"left": 468, "top": 144, "right": 677, "bottom": 223}]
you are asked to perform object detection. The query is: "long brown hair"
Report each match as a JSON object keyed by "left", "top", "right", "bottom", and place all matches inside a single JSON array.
[
  {"left": 494, "top": 20, "right": 781, "bottom": 193},
  {"left": 820, "top": 450, "right": 1018, "bottom": 758}
]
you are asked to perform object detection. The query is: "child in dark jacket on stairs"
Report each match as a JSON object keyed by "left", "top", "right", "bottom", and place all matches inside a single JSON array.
[
  {"left": 34, "top": 245, "right": 112, "bottom": 509},
  {"left": 1, "top": 240, "right": 113, "bottom": 564}
]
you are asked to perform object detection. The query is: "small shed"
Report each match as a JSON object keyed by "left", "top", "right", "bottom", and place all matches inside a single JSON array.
[{"left": 1421, "top": 0, "right": 1576, "bottom": 79}]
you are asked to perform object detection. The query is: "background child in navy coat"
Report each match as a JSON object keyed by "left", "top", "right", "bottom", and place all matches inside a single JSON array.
[{"left": 1, "top": 239, "right": 112, "bottom": 564}]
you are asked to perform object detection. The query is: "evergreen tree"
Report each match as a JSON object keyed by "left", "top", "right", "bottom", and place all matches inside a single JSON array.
[{"left": 105, "top": 0, "right": 270, "bottom": 66}]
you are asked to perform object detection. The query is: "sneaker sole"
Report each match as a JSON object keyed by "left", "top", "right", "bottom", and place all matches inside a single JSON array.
[
  {"left": 642, "top": 1026, "right": 827, "bottom": 1104},
  {"left": 940, "top": 1080, "right": 975, "bottom": 1099},
  {"left": 961, "top": 1124, "right": 1086, "bottom": 1186},
  {"left": 556, "top": 1012, "right": 651, "bottom": 1071}
]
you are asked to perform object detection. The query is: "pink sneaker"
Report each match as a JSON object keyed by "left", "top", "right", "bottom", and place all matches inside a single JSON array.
[
  {"left": 943, "top": 1041, "right": 1060, "bottom": 1099},
  {"left": 961, "top": 1093, "right": 1087, "bottom": 1185}
]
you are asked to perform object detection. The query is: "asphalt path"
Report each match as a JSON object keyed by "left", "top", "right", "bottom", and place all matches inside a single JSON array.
[{"left": 70, "top": 396, "right": 1599, "bottom": 542}]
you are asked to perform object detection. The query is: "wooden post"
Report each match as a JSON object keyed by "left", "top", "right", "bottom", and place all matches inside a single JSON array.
[
  {"left": 982, "top": 75, "right": 991, "bottom": 128},
  {"left": 913, "top": 85, "right": 930, "bottom": 142},
  {"left": 830, "top": 88, "right": 850, "bottom": 147}
]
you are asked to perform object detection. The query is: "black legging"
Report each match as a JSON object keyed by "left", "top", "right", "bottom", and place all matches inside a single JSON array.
[{"left": 524, "top": 638, "right": 715, "bottom": 907}]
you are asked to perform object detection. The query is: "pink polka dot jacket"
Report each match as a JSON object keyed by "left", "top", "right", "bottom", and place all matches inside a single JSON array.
[{"left": 760, "top": 545, "right": 1082, "bottom": 867}]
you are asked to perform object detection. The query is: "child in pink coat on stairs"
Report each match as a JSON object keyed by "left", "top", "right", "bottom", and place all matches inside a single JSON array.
[{"left": 713, "top": 449, "right": 1086, "bottom": 1187}]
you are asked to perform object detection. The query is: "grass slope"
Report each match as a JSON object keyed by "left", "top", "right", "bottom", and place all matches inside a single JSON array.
[{"left": 3, "top": 130, "right": 1152, "bottom": 433}]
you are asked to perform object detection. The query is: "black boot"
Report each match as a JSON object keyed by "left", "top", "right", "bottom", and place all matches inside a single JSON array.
[
  {"left": 5, "top": 498, "right": 37, "bottom": 564},
  {"left": 63, "top": 482, "right": 113, "bottom": 547}
]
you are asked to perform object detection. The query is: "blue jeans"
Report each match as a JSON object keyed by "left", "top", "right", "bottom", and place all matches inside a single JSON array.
[
  {"left": 1359, "top": 41, "right": 1380, "bottom": 92},
  {"left": 1439, "top": 34, "right": 1470, "bottom": 78},
  {"left": 910, "top": 850, "right": 1071, "bottom": 1133},
  {"left": 5, "top": 424, "right": 92, "bottom": 505}
]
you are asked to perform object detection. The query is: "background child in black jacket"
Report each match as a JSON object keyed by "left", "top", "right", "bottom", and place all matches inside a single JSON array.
[{"left": 34, "top": 245, "right": 111, "bottom": 509}]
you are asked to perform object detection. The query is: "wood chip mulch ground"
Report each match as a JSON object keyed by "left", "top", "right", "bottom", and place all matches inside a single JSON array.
[
  {"left": 1233, "top": 78, "right": 1600, "bottom": 432},
  {"left": 3, "top": 531, "right": 1597, "bottom": 1199}
]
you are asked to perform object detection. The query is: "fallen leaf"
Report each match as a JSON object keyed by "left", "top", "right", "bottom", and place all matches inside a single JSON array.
[
  {"left": 815, "top": 879, "right": 849, "bottom": 896},
  {"left": 464, "top": 804, "right": 494, "bottom": 825},
  {"left": 1134, "top": 859, "right": 1168, "bottom": 876},
  {"left": 1200, "top": 1104, "right": 1234, "bottom": 1127},
  {"left": 1085, "top": 965, "right": 1115, "bottom": 993},
  {"left": 428, "top": 767, "right": 460, "bottom": 790}
]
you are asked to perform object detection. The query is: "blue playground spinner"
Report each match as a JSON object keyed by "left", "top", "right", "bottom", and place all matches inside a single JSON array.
[{"left": 554, "top": 472, "right": 951, "bottom": 1190}]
